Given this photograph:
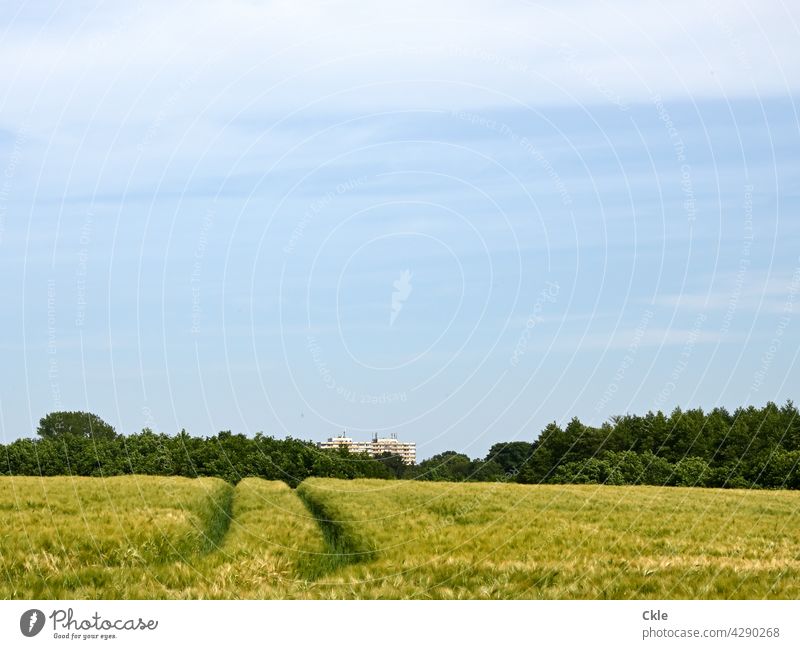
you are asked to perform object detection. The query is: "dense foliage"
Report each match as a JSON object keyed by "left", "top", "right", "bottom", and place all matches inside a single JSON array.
[
  {"left": 396, "top": 401, "right": 800, "bottom": 489},
  {"left": 1, "top": 425, "right": 396, "bottom": 487},
  {"left": 2, "top": 401, "right": 798, "bottom": 488},
  {"left": 512, "top": 401, "right": 800, "bottom": 489},
  {"left": 36, "top": 410, "right": 118, "bottom": 440}
]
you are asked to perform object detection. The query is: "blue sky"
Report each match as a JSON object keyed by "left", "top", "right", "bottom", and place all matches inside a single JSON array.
[{"left": 1, "top": 1, "right": 798, "bottom": 459}]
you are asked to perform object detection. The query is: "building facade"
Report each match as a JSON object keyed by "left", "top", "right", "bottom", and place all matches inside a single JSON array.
[{"left": 318, "top": 433, "right": 416, "bottom": 465}]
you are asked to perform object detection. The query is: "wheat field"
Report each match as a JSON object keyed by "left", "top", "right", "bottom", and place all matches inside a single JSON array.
[
  {"left": 298, "top": 478, "right": 800, "bottom": 598},
  {"left": 0, "top": 476, "right": 232, "bottom": 598},
  {"left": 1, "top": 476, "right": 798, "bottom": 598}
]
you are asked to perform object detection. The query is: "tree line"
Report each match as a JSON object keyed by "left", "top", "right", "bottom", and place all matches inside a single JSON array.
[{"left": 3, "top": 402, "right": 799, "bottom": 489}]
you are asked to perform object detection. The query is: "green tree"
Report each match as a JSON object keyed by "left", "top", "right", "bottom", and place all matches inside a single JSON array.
[
  {"left": 37, "top": 411, "right": 117, "bottom": 440},
  {"left": 375, "top": 452, "right": 406, "bottom": 479},
  {"left": 672, "top": 456, "right": 711, "bottom": 487},
  {"left": 469, "top": 459, "right": 505, "bottom": 481},
  {"left": 484, "top": 441, "right": 534, "bottom": 476},
  {"left": 517, "top": 423, "right": 562, "bottom": 483},
  {"left": 414, "top": 451, "right": 472, "bottom": 481}
]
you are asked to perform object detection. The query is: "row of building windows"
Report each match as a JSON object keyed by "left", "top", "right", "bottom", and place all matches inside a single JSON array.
[{"left": 318, "top": 433, "right": 416, "bottom": 465}]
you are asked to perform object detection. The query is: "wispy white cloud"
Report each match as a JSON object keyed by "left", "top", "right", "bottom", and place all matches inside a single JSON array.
[
  {"left": 651, "top": 270, "right": 800, "bottom": 314},
  {"left": 536, "top": 326, "right": 743, "bottom": 354},
  {"left": 1, "top": 0, "right": 797, "bottom": 130}
]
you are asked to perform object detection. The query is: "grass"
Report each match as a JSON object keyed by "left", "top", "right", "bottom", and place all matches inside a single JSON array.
[{"left": 1, "top": 476, "right": 799, "bottom": 598}]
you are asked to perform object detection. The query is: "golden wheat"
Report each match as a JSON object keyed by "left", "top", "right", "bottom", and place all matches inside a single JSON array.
[
  {"left": 0, "top": 475, "right": 231, "bottom": 598},
  {"left": 297, "top": 478, "right": 800, "bottom": 598},
  {"left": 2, "top": 476, "right": 799, "bottom": 598}
]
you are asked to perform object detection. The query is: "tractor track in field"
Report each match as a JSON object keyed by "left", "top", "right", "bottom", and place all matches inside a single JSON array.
[
  {"left": 199, "top": 481, "right": 235, "bottom": 555},
  {"left": 295, "top": 481, "right": 377, "bottom": 578}
]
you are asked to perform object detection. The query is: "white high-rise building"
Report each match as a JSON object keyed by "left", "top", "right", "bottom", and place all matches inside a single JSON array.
[{"left": 318, "top": 433, "right": 416, "bottom": 465}]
